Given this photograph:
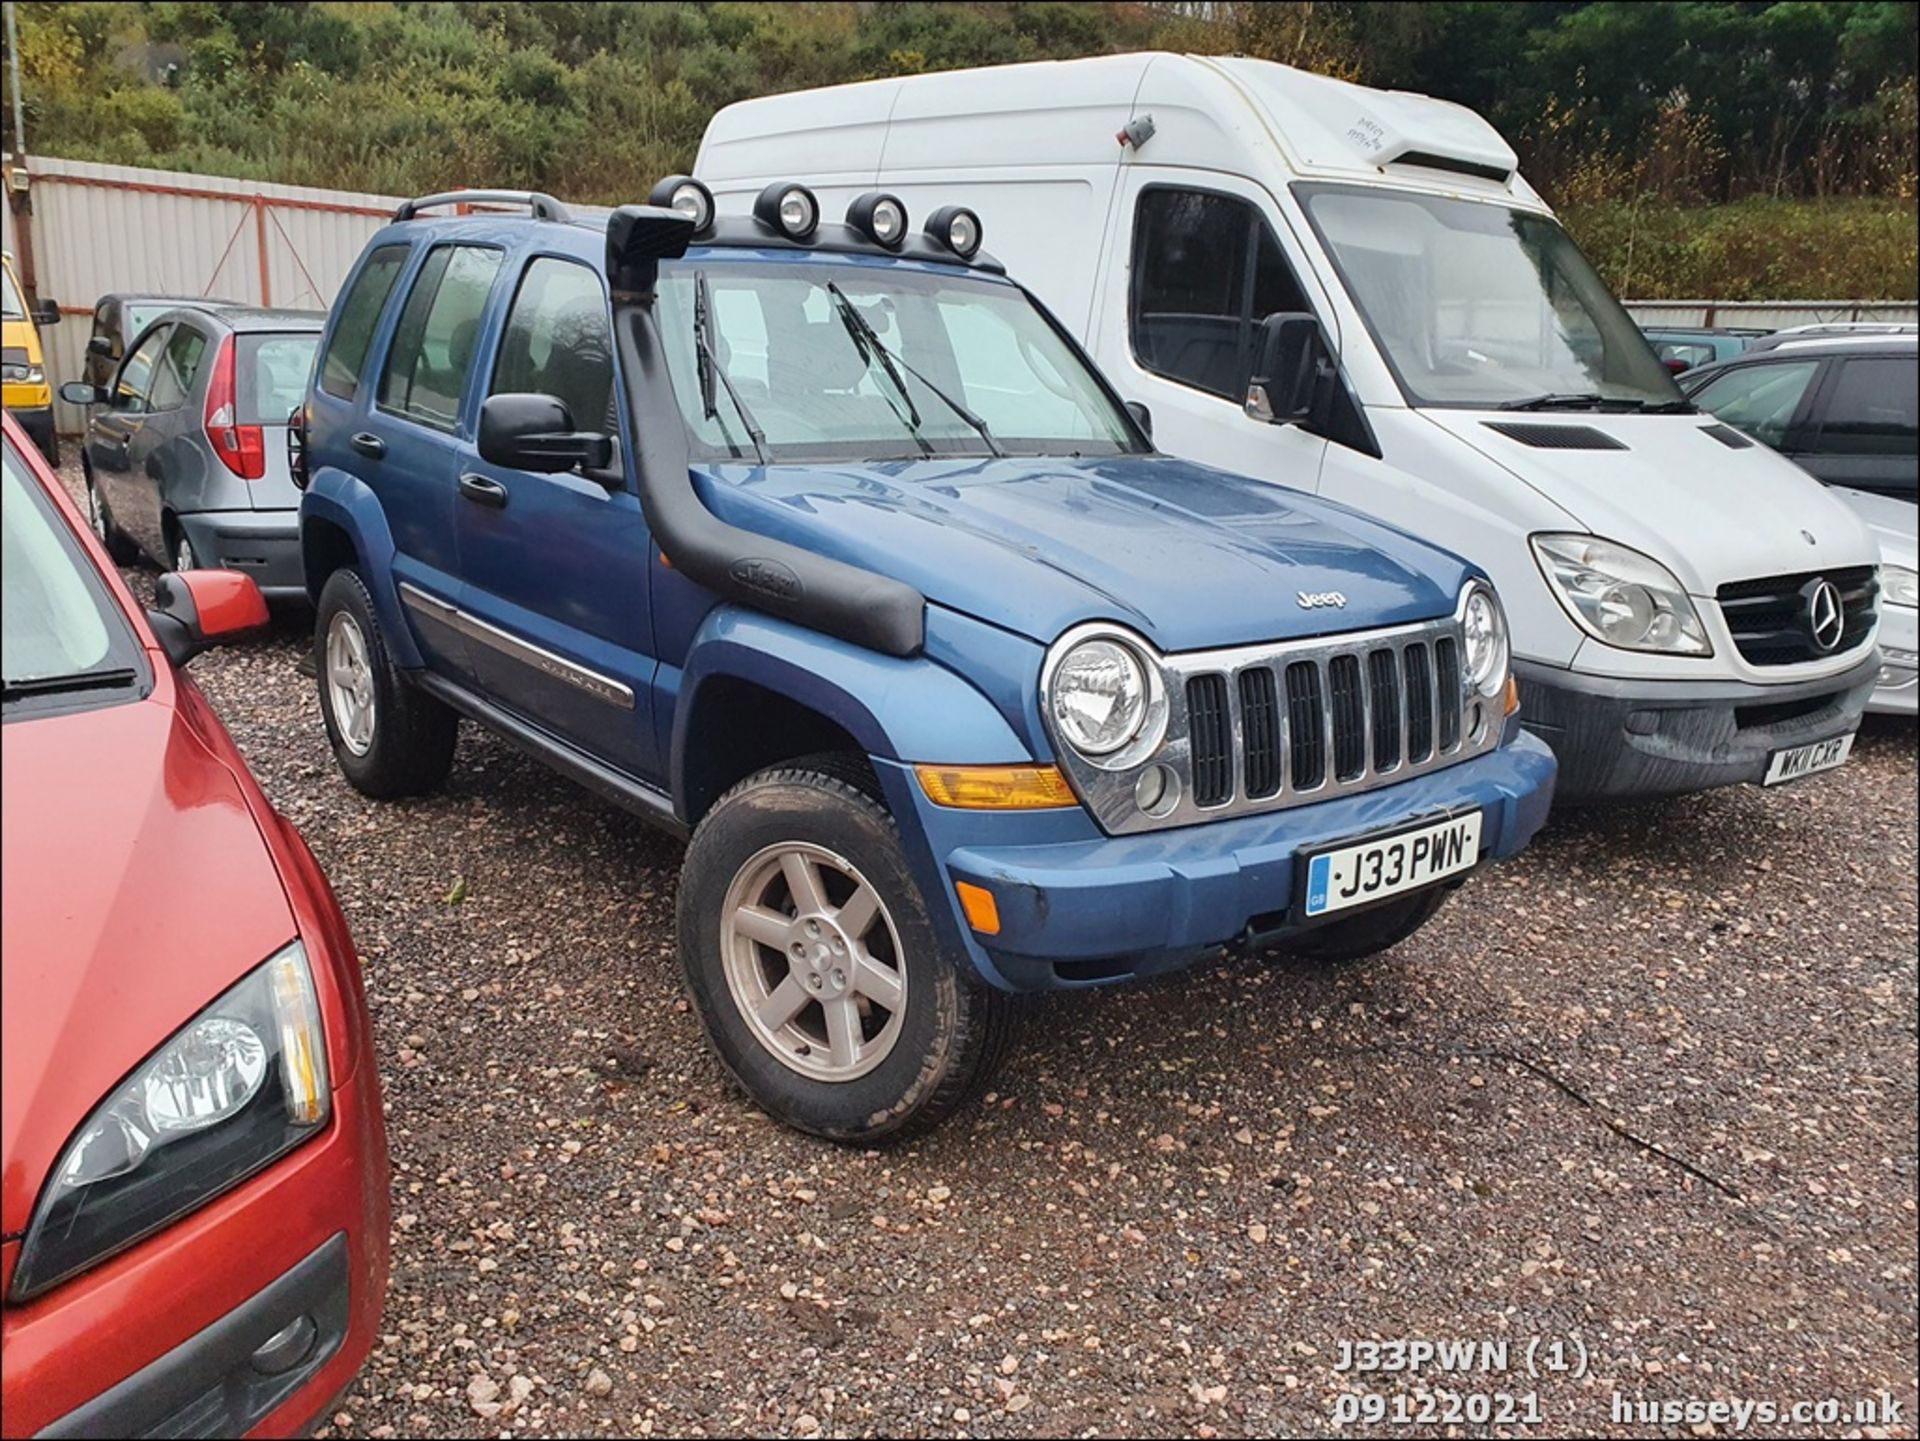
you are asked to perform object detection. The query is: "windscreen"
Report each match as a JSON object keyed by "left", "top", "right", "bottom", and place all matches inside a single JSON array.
[
  {"left": 1299, "top": 184, "right": 1682, "bottom": 409},
  {"left": 2, "top": 265, "right": 25, "bottom": 319},
  {"left": 126, "top": 302, "right": 178, "bottom": 335},
  {"left": 238, "top": 333, "right": 319, "bottom": 425},
  {"left": 2, "top": 440, "right": 142, "bottom": 693},
  {"left": 655, "top": 258, "right": 1141, "bottom": 462}
]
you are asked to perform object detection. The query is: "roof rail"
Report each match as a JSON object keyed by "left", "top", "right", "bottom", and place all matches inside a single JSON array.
[{"left": 393, "top": 189, "right": 573, "bottom": 223}]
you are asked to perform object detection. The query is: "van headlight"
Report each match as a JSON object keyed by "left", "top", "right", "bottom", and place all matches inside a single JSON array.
[
  {"left": 1046, "top": 632, "right": 1159, "bottom": 760},
  {"left": 1531, "top": 534, "right": 1712, "bottom": 656},
  {"left": 11, "top": 941, "right": 331, "bottom": 1300},
  {"left": 2, "top": 361, "right": 44, "bottom": 384},
  {"left": 1883, "top": 564, "right": 1918, "bottom": 609},
  {"left": 1459, "top": 582, "right": 1511, "bottom": 697}
]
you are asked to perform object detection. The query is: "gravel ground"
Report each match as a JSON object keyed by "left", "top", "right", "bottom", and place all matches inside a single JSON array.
[{"left": 63, "top": 465, "right": 1919, "bottom": 1438}]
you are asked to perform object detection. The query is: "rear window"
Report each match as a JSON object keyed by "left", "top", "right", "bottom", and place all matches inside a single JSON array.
[
  {"left": 239, "top": 333, "right": 319, "bottom": 425},
  {"left": 1820, "top": 356, "right": 1918, "bottom": 456},
  {"left": 320, "top": 244, "right": 409, "bottom": 400}
]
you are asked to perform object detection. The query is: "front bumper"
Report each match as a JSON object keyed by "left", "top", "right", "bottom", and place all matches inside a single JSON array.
[
  {"left": 1517, "top": 651, "right": 1879, "bottom": 802},
  {"left": 1867, "top": 605, "right": 1917, "bottom": 717},
  {"left": 3, "top": 1061, "right": 388, "bottom": 1439},
  {"left": 879, "top": 729, "right": 1557, "bottom": 992},
  {"left": 177, "top": 509, "right": 306, "bottom": 599}
]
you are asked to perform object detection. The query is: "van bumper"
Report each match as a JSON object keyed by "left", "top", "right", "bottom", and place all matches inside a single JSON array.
[
  {"left": 1516, "top": 652, "right": 1878, "bottom": 802},
  {"left": 880, "top": 729, "right": 1557, "bottom": 992},
  {"left": 8, "top": 402, "right": 59, "bottom": 463}
]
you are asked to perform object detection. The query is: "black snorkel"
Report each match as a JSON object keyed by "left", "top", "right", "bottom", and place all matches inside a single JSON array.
[{"left": 605, "top": 205, "right": 927, "bottom": 658}]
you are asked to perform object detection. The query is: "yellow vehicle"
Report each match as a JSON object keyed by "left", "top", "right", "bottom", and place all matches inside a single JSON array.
[{"left": 2, "top": 250, "right": 61, "bottom": 463}]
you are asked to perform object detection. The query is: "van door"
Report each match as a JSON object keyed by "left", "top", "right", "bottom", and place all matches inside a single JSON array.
[
  {"left": 455, "top": 255, "right": 660, "bottom": 782},
  {"left": 1093, "top": 174, "right": 1333, "bottom": 492}
]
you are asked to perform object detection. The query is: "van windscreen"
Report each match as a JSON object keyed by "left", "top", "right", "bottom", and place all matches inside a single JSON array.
[{"left": 1298, "top": 185, "right": 1681, "bottom": 411}]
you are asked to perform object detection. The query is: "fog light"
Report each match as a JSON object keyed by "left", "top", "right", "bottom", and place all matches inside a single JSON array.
[
  {"left": 925, "top": 204, "right": 983, "bottom": 259},
  {"left": 1134, "top": 763, "right": 1180, "bottom": 817},
  {"left": 848, "top": 192, "right": 909, "bottom": 250}
]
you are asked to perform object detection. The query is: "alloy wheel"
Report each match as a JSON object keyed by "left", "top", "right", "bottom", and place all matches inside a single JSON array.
[
  {"left": 325, "top": 611, "right": 377, "bottom": 757},
  {"left": 719, "top": 842, "right": 908, "bottom": 1082}
]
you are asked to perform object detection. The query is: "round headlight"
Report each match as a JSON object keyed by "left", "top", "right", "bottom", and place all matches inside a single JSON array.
[
  {"left": 848, "top": 192, "right": 908, "bottom": 250},
  {"left": 925, "top": 205, "right": 983, "bottom": 259},
  {"left": 754, "top": 181, "right": 819, "bottom": 240},
  {"left": 1050, "top": 639, "right": 1148, "bottom": 756},
  {"left": 1461, "top": 586, "right": 1510, "bottom": 699},
  {"left": 649, "top": 174, "right": 714, "bottom": 232}
]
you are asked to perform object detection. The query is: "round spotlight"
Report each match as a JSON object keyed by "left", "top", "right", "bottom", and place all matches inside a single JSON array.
[
  {"left": 925, "top": 204, "right": 983, "bottom": 259},
  {"left": 648, "top": 174, "right": 714, "bottom": 233},
  {"left": 754, "top": 181, "right": 819, "bottom": 241},
  {"left": 847, "top": 191, "right": 909, "bottom": 250}
]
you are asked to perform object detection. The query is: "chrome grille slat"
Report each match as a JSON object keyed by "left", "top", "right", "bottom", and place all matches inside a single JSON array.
[{"left": 1045, "top": 610, "right": 1499, "bottom": 836}]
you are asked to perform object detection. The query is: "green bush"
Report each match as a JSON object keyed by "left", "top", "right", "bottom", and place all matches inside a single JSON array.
[{"left": 1563, "top": 198, "right": 1920, "bottom": 300}]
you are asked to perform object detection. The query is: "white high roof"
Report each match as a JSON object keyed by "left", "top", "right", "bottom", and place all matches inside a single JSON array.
[{"left": 700, "top": 52, "right": 1543, "bottom": 210}]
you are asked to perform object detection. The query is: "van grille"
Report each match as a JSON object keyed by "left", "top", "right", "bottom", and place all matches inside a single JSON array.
[{"left": 1716, "top": 566, "right": 1877, "bottom": 666}]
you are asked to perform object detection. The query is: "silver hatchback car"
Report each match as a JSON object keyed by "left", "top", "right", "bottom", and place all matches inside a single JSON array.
[{"left": 62, "top": 304, "right": 322, "bottom": 599}]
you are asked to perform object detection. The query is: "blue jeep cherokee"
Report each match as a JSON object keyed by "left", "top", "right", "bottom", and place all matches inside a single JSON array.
[{"left": 297, "top": 179, "right": 1556, "bottom": 1142}]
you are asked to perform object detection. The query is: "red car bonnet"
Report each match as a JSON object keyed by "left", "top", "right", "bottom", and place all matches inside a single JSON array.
[{"left": 0, "top": 415, "right": 297, "bottom": 1238}]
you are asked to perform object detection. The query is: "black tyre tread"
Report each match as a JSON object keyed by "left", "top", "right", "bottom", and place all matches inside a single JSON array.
[
  {"left": 315, "top": 567, "right": 458, "bottom": 799},
  {"left": 1279, "top": 887, "right": 1451, "bottom": 965},
  {"left": 685, "top": 755, "right": 1020, "bottom": 1145}
]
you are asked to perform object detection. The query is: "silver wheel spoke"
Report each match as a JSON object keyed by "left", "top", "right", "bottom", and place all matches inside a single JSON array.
[
  {"left": 756, "top": 974, "right": 811, "bottom": 1033},
  {"left": 328, "top": 659, "right": 356, "bottom": 690},
  {"left": 735, "top": 904, "right": 792, "bottom": 951},
  {"left": 851, "top": 954, "right": 903, "bottom": 1014},
  {"left": 835, "top": 884, "right": 881, "bottom": 940},
  {"left": 823, "top": 996, "right": 863, "bottom": 1070},
  {"left": 781, "top": 852, "right": 829, "bottom": 914}
]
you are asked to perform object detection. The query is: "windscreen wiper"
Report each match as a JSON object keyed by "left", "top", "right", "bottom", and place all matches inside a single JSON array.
[
  {"left": 693, "top": 270, "right": 770, "bottom": 466},
  {"left": 1496, "top": 393, "right": 1607, "bottom": 411},
  {"left": 1605, "top": 397, "right": 1697, "bottom": 415},
  {"left": 2, "top": 666, "right": 140, "bottom": 703},
  {"left": 825, "top": 282, "right": 1006, "bottom": 459}
]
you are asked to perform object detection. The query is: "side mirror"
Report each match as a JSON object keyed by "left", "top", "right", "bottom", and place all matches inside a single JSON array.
[
  {"left": 146, "top": 569, "right": 270, "bottom": 667},
  {"left": 30, "top": 300, "right": 60, "bottom": 327},
  {"left": 88, "top": 335, "right": 115, "bottom": 358},
  {"left": 478, "top": 392, "right": 613, "bottom": 474},
  {"left": 1124, "top": 400, "right": 1153, "bottom": 441},
  {"left": 286, "top": 404, "right": 310, "bottom": 491},
  {"left": 59, "top": 381, "right": 107, "bottom": 406},
  {"left": 1246, "top": 312, "right": 1333, "bottom": 426}
]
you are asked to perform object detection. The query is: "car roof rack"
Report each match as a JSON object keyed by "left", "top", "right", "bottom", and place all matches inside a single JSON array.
[{"left": 392, "top": 189, "right": 574, "bottom": 223}]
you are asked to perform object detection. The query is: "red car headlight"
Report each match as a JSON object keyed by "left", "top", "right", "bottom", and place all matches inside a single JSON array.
[{"left": 11, "top": 940, "right": 331, "bottom": 1300}]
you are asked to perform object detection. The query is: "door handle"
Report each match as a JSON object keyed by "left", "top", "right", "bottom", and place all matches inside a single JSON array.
[
  {"left": 350, "top": 431, "right": 387, "bottom": 459},
  {"left": 458, "top": 473, "right": 509, "bottom": 509}
]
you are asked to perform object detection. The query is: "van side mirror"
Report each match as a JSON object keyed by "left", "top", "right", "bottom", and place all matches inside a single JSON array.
[
  {"left": 30, "top": 300, "right": 60, "bottom": 327},
  {"left": 1246, "top": 312, "right": 1333, "bottom": 426},
  {"left": 1124, "top": 400, "right": 1153, "bottom": 441},
  {"left": 147, "top": 570, "right": 270, "bottom": 667},
  {"left": 88, "top": 335, "right": 115, "bottom": 358},
  {"left": 60, "top": 381, "right": 107, "bottom": 406},
  {"left": 478, "top": 393, "right": 614, "bottom": 474}
]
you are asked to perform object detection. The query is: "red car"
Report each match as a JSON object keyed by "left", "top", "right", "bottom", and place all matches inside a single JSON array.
[{"left": 1, "top": 411, "right": 389, "bottom": 1436}]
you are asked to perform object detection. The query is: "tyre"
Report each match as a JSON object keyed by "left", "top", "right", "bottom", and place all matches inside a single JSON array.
[
  {"left": 1276, "top": 887, "right": 1452, "bottom": 965},
  {"left": 313, "top": 566, "right": 458, "bottom": 798},
  {"left": 171, "top": 526, "right": 198, "bottom": 572},
  {"left": 83, "top": 462, "right": 139, "bottom": 565},
  {"left": 677, "top": 756, "right": 1019, "bottom": 1143}
]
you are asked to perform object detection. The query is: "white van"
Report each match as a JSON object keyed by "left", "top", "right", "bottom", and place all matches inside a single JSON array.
[{"left": 697, "top": 52, "right": 1884, "bottom": 802}]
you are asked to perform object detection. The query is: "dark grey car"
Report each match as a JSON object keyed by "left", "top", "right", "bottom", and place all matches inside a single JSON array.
[{"left": 62, "top": 305, "right": 322, "bottom": 599}]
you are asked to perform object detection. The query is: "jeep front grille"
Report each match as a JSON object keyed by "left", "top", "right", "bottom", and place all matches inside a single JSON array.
[{"left": 1047, "top": 611, "right": 1502, "bottom": 836}]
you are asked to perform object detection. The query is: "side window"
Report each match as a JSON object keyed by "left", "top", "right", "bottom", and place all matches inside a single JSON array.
[
  {"left": 379, "top": 246, "right": 504, "bottom": 430},
  {"left": 1817, "top": 357, "right": 1918, "bottom": 456},
  {"left": 489, "top": 257, "right": 616, "bottom": 433},
  {"left": 114, "top": 324, "right": 173, "bottom": 413},
  {"left": 1131, "top": 188, "right": 1312, "bottom": 401},
  {"left": 1689, "top": 360, "right": 1819, "bottom": 449},
  {"left": 319, "top": 244, "right": 409, "bottom": 401},
  {"left": 147, "top": 325, "right": 210, "bottom": 412}
]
